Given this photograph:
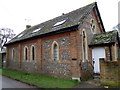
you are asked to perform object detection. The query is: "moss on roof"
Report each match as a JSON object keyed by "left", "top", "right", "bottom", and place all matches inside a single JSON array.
[
  {"left": 6, "top": 2, "right": 97, "bottom": 45},
  {"left": 90, "top": 30, "right": 118, "bottom": 45}
]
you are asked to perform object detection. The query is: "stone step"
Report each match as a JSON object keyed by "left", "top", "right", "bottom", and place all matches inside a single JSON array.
[{"left": 93, "top": 75, "right": 100, "bottom": 79}]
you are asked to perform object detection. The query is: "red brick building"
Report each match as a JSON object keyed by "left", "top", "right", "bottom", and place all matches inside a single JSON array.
[{"left": 5, "top": 2, "right": 120, "bottom": 80}]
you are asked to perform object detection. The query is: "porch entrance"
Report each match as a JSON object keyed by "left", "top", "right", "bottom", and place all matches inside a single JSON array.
[{"left": 92, "top": 48, "right": 106, "bottom": 73}]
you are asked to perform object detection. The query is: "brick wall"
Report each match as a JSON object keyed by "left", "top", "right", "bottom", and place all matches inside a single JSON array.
[
  {"left": 6, "top": 31, "right": 82, "bottom": 79},
  {"left": 100, "top": 58, "right": 120, "bottom": 87}
]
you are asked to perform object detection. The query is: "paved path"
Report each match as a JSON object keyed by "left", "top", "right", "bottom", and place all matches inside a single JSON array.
[
  {"left": 1, "top": 75, "right": 36, "bottom": 89},
  {"left": 74, "top": 77, "right": 103, "bottom": 88}
]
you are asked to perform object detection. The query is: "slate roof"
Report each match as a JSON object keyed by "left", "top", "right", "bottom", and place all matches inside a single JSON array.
[
  {"left": 89, "top": 30, "right": 119, "bottom": 46},
  {"left": 6, "top": 2, "right": 103, "bottom": 45}
]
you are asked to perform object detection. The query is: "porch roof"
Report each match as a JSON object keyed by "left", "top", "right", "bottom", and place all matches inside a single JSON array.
[{"left": 89, "top": 30, "right": 119, "bottom": 46}]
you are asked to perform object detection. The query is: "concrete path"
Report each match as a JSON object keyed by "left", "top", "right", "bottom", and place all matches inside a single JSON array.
[{"left": 1, "top": 75, "right": 36, "bottom": 88}]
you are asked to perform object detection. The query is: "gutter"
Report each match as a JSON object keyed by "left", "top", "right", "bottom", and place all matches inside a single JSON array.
[{"left": 88, "top": 42, "right": 115, "bottom": 47}]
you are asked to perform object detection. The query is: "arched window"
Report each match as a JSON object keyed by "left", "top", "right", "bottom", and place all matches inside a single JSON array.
[
  {"left": 90, "top": 19, "right": 96, "bottom": 33},
  {"left": 52, "top": 41, "right": 59, "bottom": 61},
  {"left": 24, "top": 46, "right": 28, "bottom": 61},
  {"left": 31, "top": 45, "right": 35, "bottom": 60},
  {"left": 82, "top": 30, "right": 88, "bottom": 62},
  {"left": 12, "top": 48, "right": 15, "bottom": 61}
]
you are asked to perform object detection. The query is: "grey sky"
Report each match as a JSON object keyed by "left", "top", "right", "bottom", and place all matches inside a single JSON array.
[{"left": 0, "top": 0, "right": 119, "bottom": 34}]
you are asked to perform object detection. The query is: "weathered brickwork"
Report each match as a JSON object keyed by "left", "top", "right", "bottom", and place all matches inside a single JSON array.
[
  {"left": 43, "top": 40, "right": 52, "bottom": 49},
  {"left": 22, "top": 62, "right": 39, "bottom": 73},
  {"left": 8, "top": 46, "right": 19, "bottom": 70},
  {"left": 43, "top": 36, "right": 70, "bottom": 61},
  {"left": 43, "top": 51, "right": 50, "bottom": 60},
  {"left": 43, "top": 61, "right": 71, "bottom": 78},
  {"left": 100, "top": 59, "right": 120, "bottom": 87},
  {"left": 58, "top": 37, "right": 70, "bottom": 48},
  {"left": 60, "top": 50, "right": 70, "bottom": 60}
]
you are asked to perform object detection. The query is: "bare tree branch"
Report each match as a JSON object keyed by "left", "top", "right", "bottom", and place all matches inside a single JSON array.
[{"left": 0, "top": 28, "right": 16, "bottom": 51}]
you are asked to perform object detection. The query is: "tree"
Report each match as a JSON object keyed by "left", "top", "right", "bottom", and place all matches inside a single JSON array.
[{"left": 0, "top": 28, "right": 16, "bottom": 52}]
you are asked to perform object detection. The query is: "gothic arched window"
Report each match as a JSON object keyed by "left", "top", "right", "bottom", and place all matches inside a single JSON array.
[
  {"left": 52, "top": 41, "right": 59, "bottom": 61},
  {"left": 31, "top": 45, "right": 35, "bottom": 60},
  {"left": 90, "top": 19, "right": 96, "bottom": 33},
  {"left": 12, "top": 48, "right": 15, "bottom": 61},
  {"left": 24, "top": 46, "right": 28, "bottom": 61},
  {"left": 82, "top": 30, "right": 88, "bottom": 62}
]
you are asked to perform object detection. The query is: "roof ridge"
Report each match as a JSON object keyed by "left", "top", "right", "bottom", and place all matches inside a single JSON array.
[{"left": 30, "top": 2, "right": 96, "bottom": 28}]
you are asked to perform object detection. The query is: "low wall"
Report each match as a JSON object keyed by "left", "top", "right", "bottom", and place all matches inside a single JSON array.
[
  {"left": 100, "top": 58, "right": 120, "bottom": 87},
  {"left": 80, "top": 61, "right": 93, "bottom": 81}
]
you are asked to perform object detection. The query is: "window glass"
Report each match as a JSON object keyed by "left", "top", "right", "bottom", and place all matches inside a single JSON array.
[
  {"left": 24, "top": 47, "right": 28, "bottom": 60},
  {"left": 90, "top": 19, "right": 96, "bottom": 33},
  {"left": 12, "top": 49, "right": 15, "bottom": 60},
  {"left": 83, "top": 31, "right": 86, "bottom": 60},
  {"left": 53, "top": 43, "right": 58, "bottom": 61},
  {"left": 32, "top": 46, "right": 35, "bottom": 60}
]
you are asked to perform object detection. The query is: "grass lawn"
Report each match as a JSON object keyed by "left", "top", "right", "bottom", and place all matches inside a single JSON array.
[
  {"left": 2, "top": 69, "right": 79, "bottom": 88},
  {"left": 0, "top": 69, "right": 2, "bottom": 75}
]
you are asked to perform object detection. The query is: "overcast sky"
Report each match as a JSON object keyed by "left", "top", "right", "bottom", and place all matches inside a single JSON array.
[{"left": 0, "top": 0, "right": 119, "bottom": 34}]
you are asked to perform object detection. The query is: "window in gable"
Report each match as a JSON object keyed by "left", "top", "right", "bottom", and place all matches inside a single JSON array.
[
  {"left": 53, "top": 20, "right": 66, "bottom": 27},
  {"left": 90, "top": 19, "right": 96, "bottom": 33}
]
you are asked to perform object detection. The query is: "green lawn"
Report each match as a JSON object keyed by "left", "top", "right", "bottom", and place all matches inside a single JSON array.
[
  {"left": 0, "top": 69, "right": 2, "bottom": 75},
  {"left": 2, "top": 69, "right": 79, "bottom": 88}
]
